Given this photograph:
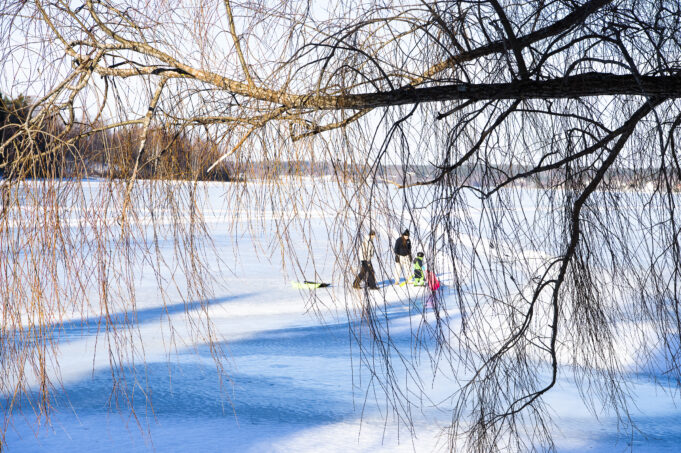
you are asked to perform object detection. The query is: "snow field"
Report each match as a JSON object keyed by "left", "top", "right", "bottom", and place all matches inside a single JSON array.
[{"left": 3, "top": 179, "right": 681, "bottom": 451}]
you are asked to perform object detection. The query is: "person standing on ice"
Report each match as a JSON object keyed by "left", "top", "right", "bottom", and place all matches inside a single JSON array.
[
  {"left": 412, "top": 252, "right": 425, "bottom": 286},
  {"left": 393, "top": 229, "right": 412, "bottom": 284},
  {"left": 352, "top": 230, "right": 379, "bottom": 290}
]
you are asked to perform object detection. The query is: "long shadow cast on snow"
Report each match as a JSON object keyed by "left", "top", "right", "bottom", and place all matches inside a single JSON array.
[
  {"left": 5, "top": 290, "right": 455, "bottom": 452},
  {"left": 3, "top": 357, "right": 357, "bottom": 453},
  {"left": 18, "top": 293, "right": 259, "bottom": 344}
]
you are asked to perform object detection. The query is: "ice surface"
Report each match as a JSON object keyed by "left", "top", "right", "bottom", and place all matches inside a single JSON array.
[{"left": 3, "top": 181, "right": 681, "bottom": 452}]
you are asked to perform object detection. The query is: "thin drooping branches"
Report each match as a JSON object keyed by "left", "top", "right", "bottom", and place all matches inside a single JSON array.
[{"left": 3, "top": 0, "right": 681, "bottom": 451}]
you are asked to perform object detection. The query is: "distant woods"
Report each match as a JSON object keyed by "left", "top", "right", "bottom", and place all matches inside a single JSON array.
[
  {"left": 0, "top": 93, "right": 62, "bottom": 179},
  {"left": 2, "top": 92, "right": 676, "bottom": 190},
  {"left": 0, "top": 93, "right": 378, "bottom": 183},
  {"left": 0, "top": 92, "right": 233, "bottom": 181}
]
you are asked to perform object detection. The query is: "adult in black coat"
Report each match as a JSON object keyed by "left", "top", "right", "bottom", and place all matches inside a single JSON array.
[{"left": 393, "top": 229, "right": 412, "bottom": 284}]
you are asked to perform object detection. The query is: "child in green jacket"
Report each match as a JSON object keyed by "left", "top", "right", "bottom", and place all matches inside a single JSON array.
[{"left": 413, "top": 252, "right": 425, "bottom": 286}]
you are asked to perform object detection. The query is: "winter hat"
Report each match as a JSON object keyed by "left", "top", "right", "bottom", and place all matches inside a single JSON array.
[
  {"left": 402, "top": 229, "right": 410, "bottom": 236},
  {"left": 417, "top": 252, "right": 424, "bottom": 257}
]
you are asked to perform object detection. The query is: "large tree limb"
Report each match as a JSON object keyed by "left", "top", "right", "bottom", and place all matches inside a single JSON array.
[
  {"left": 299, "top": 73, "right": 681, "bottom": 109},
  {"left": 89, "top": 68, "right": 681, "bottom": 110},
  {"left": 222, "top": 0, "right": 256, "bottom": 89},
  {"left": 82, "top": 0, "right": 616, "bottom": 112},
  {"left": 417, "top": 0, "right": 613, "bottom": 81}
]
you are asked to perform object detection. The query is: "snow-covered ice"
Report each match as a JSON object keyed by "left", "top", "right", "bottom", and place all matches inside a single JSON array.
[{"left": 3, "top": 181, "right": 681, "bottom": 452}]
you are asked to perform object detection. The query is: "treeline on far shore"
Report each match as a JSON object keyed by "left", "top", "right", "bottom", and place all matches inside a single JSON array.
[
  {"left": 4, "top": 93, "right": 680, "bottom": 192},
  {"left": 0, "top": 93, "right": 233, "bottom": 181},
  {"left": 0, "top": 93, "right": 392, "bottom": 184}
]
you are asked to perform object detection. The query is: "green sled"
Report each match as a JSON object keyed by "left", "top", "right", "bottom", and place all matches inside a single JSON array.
[{"left": 292, "top": 281, "right": 331, "bottom": 289}]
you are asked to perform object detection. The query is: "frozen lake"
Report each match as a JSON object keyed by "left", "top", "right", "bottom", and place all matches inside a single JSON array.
[{"left": 3, "top": 180, "right": 681, "bottom": 452}]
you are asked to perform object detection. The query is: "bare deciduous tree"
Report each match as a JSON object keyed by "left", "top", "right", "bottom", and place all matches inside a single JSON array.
[{"left": 2, "top": 0, "right": 681, "bottom": 450}]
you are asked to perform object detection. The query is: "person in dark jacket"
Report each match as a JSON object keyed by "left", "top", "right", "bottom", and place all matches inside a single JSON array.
[
  {"left": 353, "top": 230, "right": 378, "bottom": 289},
  {"left": 393, "top": 229, "right": 412, "bottom": 284}
]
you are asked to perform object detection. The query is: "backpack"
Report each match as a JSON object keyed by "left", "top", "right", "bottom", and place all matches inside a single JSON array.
[{"left": 426, "top": 271, "right": 440, "bottom": 291}]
